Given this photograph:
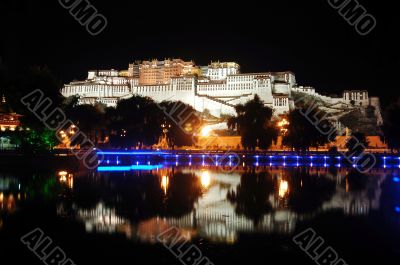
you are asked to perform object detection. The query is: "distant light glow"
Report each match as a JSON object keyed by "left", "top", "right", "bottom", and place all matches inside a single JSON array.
[
  {"left": 393, "top": 177, "right": 400, "bottom": 183},
  {"left": 279, "top": 180, "right": 289, "bottom": 198},
  {"left": 201, "top": 126, "right": 212, "bottom": 137},
  {"left": 395, "top": 207, "right": 400, "bottom": 213},
  {"left": 200, "top": 171, "right": 211, "bottom": 188},
  {"left": 58, "top": 171, "right": 68, "bottom": 177},
  {"left": 161, "top": 176, "right": 169, "bottom": 194}
]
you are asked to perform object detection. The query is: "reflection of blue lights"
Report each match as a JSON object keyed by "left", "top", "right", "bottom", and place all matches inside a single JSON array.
[
  {"left": 97, "top": 164, "right": 163, "bottom": 172},
  {"left": 393, "top": 177, "right": 400, "bottom": 183},
  {"left": 395, "top": 207, "right": 400, "bottom": 213},
  {"left": 98, "top": 166, "right": 131, "bottom": 171}
]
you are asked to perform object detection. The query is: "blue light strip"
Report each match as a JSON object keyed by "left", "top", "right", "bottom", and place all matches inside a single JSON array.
[
  {"left": 97, "top": 151, "right": 170, "bottom": 156},
  {"left": 97, "top": 166, "right": 132, "bottom": 171},
  {"left": 97, "top": 164, "right": 163, "bottom": 172}
]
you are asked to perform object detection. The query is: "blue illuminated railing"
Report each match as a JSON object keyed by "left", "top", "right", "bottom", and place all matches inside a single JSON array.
[{"left": 96, "top": 151, "right": 400, "bottom": 169}]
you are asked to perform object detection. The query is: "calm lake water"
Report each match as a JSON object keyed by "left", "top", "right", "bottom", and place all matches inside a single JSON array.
[{"left": 1, "top": 160, "right": 400, "bottom": 264}]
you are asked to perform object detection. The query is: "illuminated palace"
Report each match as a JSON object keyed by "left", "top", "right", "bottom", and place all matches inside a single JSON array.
[
  {"left": 0, "top": 95, "right": 21, "bottom": 132},
  {"left": 0, "top": 95, "right": 22, "bottom": 149},
  {"left": 61, "top": 59, "right": 383, "bottom": 122}
]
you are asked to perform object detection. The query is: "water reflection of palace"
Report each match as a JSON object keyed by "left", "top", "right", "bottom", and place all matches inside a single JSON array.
[{"left": 55, "top": 166, "right": 390, "bottom": 243}]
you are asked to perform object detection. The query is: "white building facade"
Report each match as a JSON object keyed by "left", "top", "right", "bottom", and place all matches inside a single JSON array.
[
  {"left": 60, "top": 61, "right": 376, "bottom": 119},
  {"left": 343, "top": 90, "right": 369, "bottom": 106}
]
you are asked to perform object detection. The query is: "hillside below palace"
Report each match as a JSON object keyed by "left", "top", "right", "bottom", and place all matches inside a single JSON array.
[{"left": 61, "top": 59, "right": 382, "bottom": 126}]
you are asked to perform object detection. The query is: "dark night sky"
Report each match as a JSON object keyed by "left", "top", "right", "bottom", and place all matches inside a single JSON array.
[{"left": 1, "top": 0, "right": 399, "bottom": 104}]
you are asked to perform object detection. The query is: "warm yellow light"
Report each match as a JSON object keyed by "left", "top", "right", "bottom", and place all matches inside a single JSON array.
[
  {"left": 277, "top": 118, "right": 289, "bottom": 127},
  {"left": 278, "top": 180, "right": 289, "bottom": 198},
  {"left": 68, "top": 174, "right": 74, "bottom": 189},
  {"left": 161, "top": 176, "right": 169, "bottom": 194},
  {"left": 0, "top": 192, "right": 3, "bottom": 202},
  {"left": 58, "top": 171, "right": 68, "bottom": 177},
  {"left": 200, "top": 171, "right": 211, "bottom": 188},
  {"left": 201, "top": 126, "right": 212, "bottom": 137}
]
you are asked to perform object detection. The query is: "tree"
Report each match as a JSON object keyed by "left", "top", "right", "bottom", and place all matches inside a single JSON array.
[
  {"left": 108, "top": 96, "right": 163, "bottom": 148},
  {"left": 343, "top": 170, "right": 369, "bottom": 192},
  {"left": 283, "top": 106, "right": 336, "bottom": 152},
  {"left": 65, "top": 103, "right": 105, "bottom": 145},
  {"left": 3, "top": 66, "right": 64, "bottom": 132},
  {"left": 227, "top": 169, "right": 275, "bottom": 225},
  {"left": 158, "top": 101, "right": 202, "bottom": 148},
  {"left": 288, "top": 167, "right": 336, "bottom": 213},
  {"left": 381, "top": 98, "right": 400, "bottom": 152},
  {"left": 227, "top": 95, "right": 278, "bottom": 151},
  {"left": 16, "top": 129, "right": 59, "bottom": 154}
]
